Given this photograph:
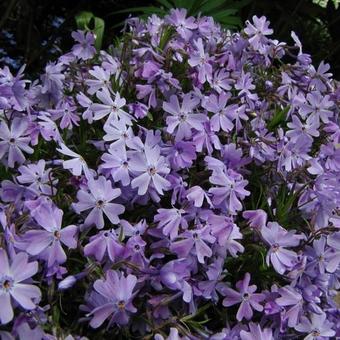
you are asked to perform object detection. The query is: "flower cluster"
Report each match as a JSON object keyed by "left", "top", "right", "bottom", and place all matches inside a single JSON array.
[{"left": 0, "top": 9, "right": 339, "bottom": 339}]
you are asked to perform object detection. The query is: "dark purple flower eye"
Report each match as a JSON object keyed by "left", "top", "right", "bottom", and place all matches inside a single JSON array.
[{"left": 54, "top": 230, "right": 61, "bottom": 239}]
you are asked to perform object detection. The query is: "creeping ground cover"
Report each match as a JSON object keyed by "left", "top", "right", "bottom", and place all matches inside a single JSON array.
[{"left": 0, "top": 8, "right": 339, "bottom": 339}]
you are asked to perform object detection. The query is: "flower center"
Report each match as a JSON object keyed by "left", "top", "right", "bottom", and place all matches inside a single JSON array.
[
  {"left": 179, "top": 113, "right": 187, "bottom": 122},
  {"left": 54, "top": 230, "right": 61, "bottom": 239},
  {"left": 311, "top": 329, "right": 320, "bottom": 337},
  {"left": 148, "top": 166, "right": 157, "bottom": 176},
  {"left": 117, "top": 300, "right": 125, "bottom": 309},
  {"left": 96, "top": 199, "right": 105, "bottom": 208},
  {"left": 1, "top": 276, "right": 13, "bottom": 292},
  {"left": 9, "top": 138, "right": 15, "bottom": 144},
  {"left": 272, "top": 243, "right": 280, "bottom": 252},
  {"left": 242, "top": 292, "right": 250, "bottom": 301}
]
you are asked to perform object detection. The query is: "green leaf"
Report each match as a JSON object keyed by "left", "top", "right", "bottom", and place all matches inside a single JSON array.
[
  {"left": 200, "top": 0, "right": 228, "bottom": 14},
  {"left": 147, "top": 112, "right": 154, "bottom": 121},
  {"left": 155, "top": 0, "right": 174, "bottom": 9},
  {"left": 75, "top": 11, "right": 93, "bottom": 30},
  {"left": 93, "top": 17, "right": 105, "bottom": 50},
  {"left": 159, "top": 26, "right": 175, "bottom": 50},
  {"left": 75, "top": 11, "right": 105, "bottom": 50},
  {"left": 268, "top": 106, "right": 290, "bottom": 131},
  {"left": 229, "top": 0, "right": 252, "bottom": 9},
  {"left": 174, "top": 0, "right": 196, "bottom": 9},
  {"left": 217, "top": 15, "right": 241, "bottom": 27},
  {"left": 110, "top": 6, "right": 166, "bottom": 16}
]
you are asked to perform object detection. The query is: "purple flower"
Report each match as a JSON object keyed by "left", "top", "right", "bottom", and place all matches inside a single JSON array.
[
  {"left": 209, "top": 169, "right": 250, "bottom": 214},
  {"left": 136, "top": 84, "right": 157, "bottom": 108},
  {"left": 186, "top": 185, "right": 212, "bottom": 208},
  {"left": 160, "top": 259, "right": 193, "bottom": 303},
  {"left": 40, "top": 62, "right": 64, "bottom": 96},
  {"left": 24, "top": 202, "right": 78, "bottom": 266},
  {"left": 71, "top": 30, "right": 96, "bottom": 60},
  {"left": 170, "top": 225, "right": 215, "bottom": 263},
  {"left": 89, "top": 270, "right": 137, "bottom": 327},
  {"left": 165, "top": 9, "right": 197, "bottom": 41},
  {"left": 155, "top": 208, "right": 188, "bottom": 240},
  {"left": 154, "top": 327, "right": 188, "bottom": 340},
  {"left": 128, "top": 102, "right": 148, "bottom": 119},
  {"left": 193, "top": 121, "right": 221, "bottom": 155},
  {"left": 218, "top": 273, "right": 265, "bottom": 321},
  {"left": 84, "top": 229, "right": 123, "bottom": 262},
  {"left": 51, "top": 101, "right": 80, "bottom": 130},
  {"left": 130, "top": 145, "right": 170, "bottom": 195},
  {"left": 103, "top": 118, "right": 134, "bottom": 148},
  {"left": 299, "top": 92, "right": 333, "bottom": 124},
  {"left": 240, "top": 323, "right": 273, "bottom": 340},
  {"left": 210, "top": 69, "right": 232, "bottom": 93},
  {"left": 167, "top": 141, "right": 196, "bottom": 170},
  {"left": 0, "top": 10, "right": 339, "bottom": 338},
  {"left": 276, "top": 286, "right": 303, "bottom": 327},
  {"left": 0, "top": 118, "right": 33, "bottom": 168},
  {"left": 37, "top": 112, "right": 62, "bottom": 143},
  {"left": 212, "top": 217, "right": 244, "bottom": 257},
  {"left": 278, "top": 135, "right": 312, "bottom": 172},
  {"left": 295, "top": 312, "right": 335, "bottom": 339},
  {"left": 73, "top": 176, "right": 125, "bottom": 229},
  {"left": 261, "top": 222, "right": 302, "bottom": 274},
  {"left": 244, "top": 16, "right": 273, "bottom": 51},
  {"left": 202, "top": 92, "right": 236, "bottom": 132},
  {"left": 305, "top": 236, "right": 340, "bottom": 274},
  {"left": 101, "top": 145, "right": 132, "bottom": 186},
  {"left": 286, "top": 115, "right": 320, "bottom": 142},
  {"left": 123, "top": 235, "right": 148, "bottom": 268},
  {"left": 56, "top": 143, "right": 89, "bottom": 177},
  {"left": 309, "top": 61, "right": 332, "bottom": 92},
  {"left": 91, "top": 88, "right": 133, "bottom": 125},
  {"left": 235, "top": 71, "right": 257, "bottom": 100},
  {"left": 188, "top": 38, "right": 213, "bottom": 84},
  {"left": 77, "top": 91, "right": 94, "bottom": 123},
  {"left": 163, "top": 94, "right": 206, "bottom": 141},
  {"left": 86, "top": 66, "right": 111, "bottom": 95},
  {"left": 119, "top": 219, "right": 147, "bottom": 238},
  {"left": 0, "top": 249, "right": 41, "bottom": 324},
  {"left": 243, "top": 209, "right": 267, "bottom": 229},
  {"left": 17, "top": 159, "right": 57, "bottom": 195},
  {"left": 320, "top": 143, "right": 340, "bottom": 172}
]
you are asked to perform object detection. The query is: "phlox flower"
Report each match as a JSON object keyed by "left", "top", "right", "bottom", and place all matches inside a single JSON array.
[
  {"left": 24, "top": 202, "right": 78, "bottom": 266},
  {"left": 0, "top": 249, "right": 41, "bottom": 324},
  {"left": 73, "top": 176, "right": 125, "bottom": 229},
  {"left": 0, "top": 118, "right": 33, "bottom": 168},
  {"left": 163, "top": 94, "right": 206, "bottom": 141},
  {"left": 88, "top": 270, "right": 137, "bottom": 327},
  {"left": 130, "top": 145, "right": 170, "bottom": 196},
  {"left": 217, "top": 273, "right": 265, "bottom": 322}
]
